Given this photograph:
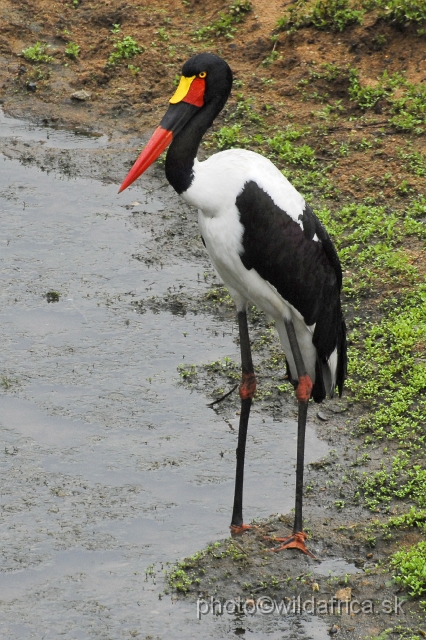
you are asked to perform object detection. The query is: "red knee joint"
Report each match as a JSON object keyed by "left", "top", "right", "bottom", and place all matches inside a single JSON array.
[
  {"left": 296, "top": 374, "right": 313, "bottom": 403},
  {"left": 239, "top": 372, "right": 257, "bottom": 400}
]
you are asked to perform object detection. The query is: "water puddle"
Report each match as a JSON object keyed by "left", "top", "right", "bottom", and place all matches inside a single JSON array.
[
  {"left": 0, "top": 113, "right": 332, "bottom": 638},
  {"left": 316, "top": 558, "right": 363, "bottom": 577},
  {"left": 0, "top": 109, "right": 108, "bottom": 148}
]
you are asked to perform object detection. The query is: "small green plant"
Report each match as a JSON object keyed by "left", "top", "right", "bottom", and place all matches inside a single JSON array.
[
  {"left": 365, "top": 631, "right": 392, "bottom": 640},
  {"left": 391, "top": 541, "right": 426, "bottom": 596},
  {"left": 45, "top": 290, "right": 60, "bottom": 303},
  {"left": 398, "top": 149, "right": 426, "bottom": 177},
  {"left": 156, "top": 27, "right": 169, "bottom": 41},
  {"left": 262, "top": 50, "right": 280, "bottom": 67},
  {"left": 371, "top": 33, "right": 387, "bottom": 49},
  {"left": 348, "top": 68, "right": 392, "bottom": 109},
  {"left": 212, "top": 124, "right": 251, "bottom": 150},
  {"left": 65, "top": 42, "right": 80, "bottom": 59},
  {"left": 107, "top": 36, "right": 143, "bottom": 66},
  {"left": 229, "top": 94, "right": 263, "bottom": 124},
  {"left": 1, "top": 376, "right": 16, "bottom": 390},
  {"left": 192, "top": 0, "right": 252, "bottom": 40},
  {"left": 22, "top": 42, "right": 55, "bottom": 63},
  {"left": 267, "top": 134, "right": 316, "bottom": 167},
  {"left": 127, "top": 64, "right": 140, "bottom": 75},
  {"left": 204, "top": 356, "right": 240, "bottom": 381},
  {"left": 168, "top": 565, "right": 196, "bottom": 592},
  {"left": 177, "top": 363, "right": 197, "bottom": 379}
]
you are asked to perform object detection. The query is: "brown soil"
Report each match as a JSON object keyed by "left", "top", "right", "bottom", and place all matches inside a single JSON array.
[{"left": 1, "top": 1, "right": 425, "bottom": 177}]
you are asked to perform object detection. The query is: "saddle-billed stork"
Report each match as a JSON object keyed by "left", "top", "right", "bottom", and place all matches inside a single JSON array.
[{"left": 119, "top": 53, "right": 347, "bottom": 558}]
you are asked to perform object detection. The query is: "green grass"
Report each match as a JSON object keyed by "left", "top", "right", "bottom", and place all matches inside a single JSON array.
[
  {"left": 45, "top": 290, "right": 60, "bottom": 303},
  {"left": 277, "top": 0, "right": 364, "bottom": 32},
  {"left": 277, "top": 0, "right": 426, "bottom": 33},
  {"left": 363, "top": 0, "right": 426, "bottom": 25},
  {"left": 107, "top": 35, "right": 143, "bottom": 66},
  {"left": 391, "top": 541, "right": 426, "bottom": 597},
  {"left": 192, "top": 0, "right": 252, "bottom": 40},
  {"left": 204, "top": 356, "right": 240, "bottom": 381},
  {"left": 177, "top": 363, "right": 197, "bottom": 379},
  {"left": 297, "top": 63, "right": 426, "bottom": 133},
  {"left": 65, "top": 42, "right": 80, "bottom": 58},
  {"left": 398, "top": 149, "right": 426, "bottom": 177},
  {"left": 167, "top": 540, "right": 247, "bottom": 592},
  {"left": 22, "top": 42, "right": 55, "bottom": 63}
]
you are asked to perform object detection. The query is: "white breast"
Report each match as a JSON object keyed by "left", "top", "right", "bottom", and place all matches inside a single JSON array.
[
  {"left": 183, "top": 150, "right": 306, "bottom": 321},
  {"left": 182, "top": 149, "right": 306, "bottom": 224}
]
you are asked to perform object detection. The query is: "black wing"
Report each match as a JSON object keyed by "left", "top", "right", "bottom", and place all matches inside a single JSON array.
[{"left": 236, "top": 181, "right": 347, "bottom": 398}]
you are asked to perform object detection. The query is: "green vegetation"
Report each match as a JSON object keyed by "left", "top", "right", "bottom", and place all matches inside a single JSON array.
[
  {"left": 398, "top": 149, "right": 426, "bottom": 177},
  {"left": 1, "top": 376, "right": 17, "bottom": 390},
  {"left": 297, "top": 63, "right": 426, "bottom": 134},
  {"left": 107, "top": 35, "right": 143, "bottom": 66},
  {"left": 391, "top": 542, "right": 426, "bottom": 597},
  {"left": 45, "top": 290, "right": 60, "bottom": 303},
  {"left": 387, "top": 506, "right": 426, "bottom": 530},
  {"left": 177, "top": 363, "right": 197, "bottom": 379},
  {"left": 65, "top": 42, "right": 80, "bottom": 59},
  {"left": 277, "top": 0, "right": 426, "bottom": 32},
  {"left": 277, "top": 0, "right": 364, "bottom": 32},
  {"left": 192, "top": 0, "right": 252, "bottom": 40},
  {"left": 268, "top": 134, "right": 316, "bottom": 167},
  {"left": 205, "top": 357, "right": 240, "bottom": 382},
  {"left": 167, "top": 540, "right": 248, "bottom": 592},
  {"left": 22, "top": 42, "right": 55, "bottom": 63},
  {"left": 363, "top": 0, "right": 426, "bottom": 25}
]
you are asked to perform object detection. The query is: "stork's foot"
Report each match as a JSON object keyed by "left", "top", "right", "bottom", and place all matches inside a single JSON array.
[
  {"left": 264, "top": 531, "right": 317, "bottom": 559},
  {"left": 230, "top": 523, "right": 252, "bottom": 536}
]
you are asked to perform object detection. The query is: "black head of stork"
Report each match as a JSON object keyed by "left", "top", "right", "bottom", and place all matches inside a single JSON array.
[
  {"left": 120, "top": 53, "right": 347, "bottom": 560},
  {"left": 119, "top": 53, "right": 232, "bottom": 194}
]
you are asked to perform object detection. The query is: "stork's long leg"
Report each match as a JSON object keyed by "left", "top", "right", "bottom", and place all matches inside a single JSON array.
[
  {"left": 265, "top": 318, "right": 316, "bottom": 558},
  {"left": 230, "top": 310, "right": 257, "bottom": 534},
  {"left": 285, "top": 318, "right": 311, "bottom": 534}
]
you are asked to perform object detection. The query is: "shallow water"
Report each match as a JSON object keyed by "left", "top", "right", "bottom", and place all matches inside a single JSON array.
[
  {"left": 0, "top": 114, "right": 332, "bottom": 638},
  {"left": 0, "top": 108, "right": 108, "bottom": 148}
]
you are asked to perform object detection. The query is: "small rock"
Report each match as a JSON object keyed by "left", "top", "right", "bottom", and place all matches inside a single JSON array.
[
  {"left": 71, "top": 89, "right": 92, "bottom": 101},
  {"left": 330, "top": 406, "right": 346, "bottom": 413},
  {"left": 328, "top": 626, "right": 339, "bottom": 636},
  {"left": 334, "top": 587, "right": 351, "bottom": 602},
  {"left": 26, "top": 82, "right": 37, "bottom": 92},
  {"left": 317, "top": 411, "right": 328, "bottom": 421}
]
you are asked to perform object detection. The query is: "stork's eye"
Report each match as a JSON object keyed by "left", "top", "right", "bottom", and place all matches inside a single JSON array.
[{"left": 199, "top": 71, "right": 207, "bottom": 78}]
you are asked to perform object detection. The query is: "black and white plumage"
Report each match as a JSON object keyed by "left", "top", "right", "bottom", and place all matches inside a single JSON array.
[{"left": 120, "top": 53, "right": 347, "bottom": 557}]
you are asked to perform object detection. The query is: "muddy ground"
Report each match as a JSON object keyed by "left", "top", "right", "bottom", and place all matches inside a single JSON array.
[{"left": 0, "top": 0, "right": 425, "bottom": 638}]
